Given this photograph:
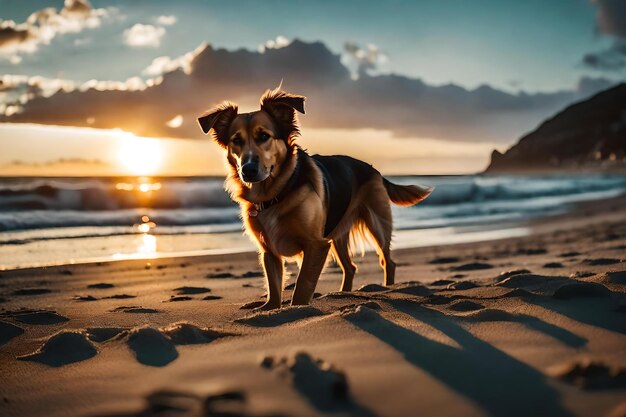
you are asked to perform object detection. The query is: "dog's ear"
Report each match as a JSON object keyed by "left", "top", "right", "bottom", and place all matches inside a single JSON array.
[
  {"left": 197, "top": 102, "right": 238, "bottom": 147},
  {"left": 260, "top": 89, "right": 305, "bottom": 142}
]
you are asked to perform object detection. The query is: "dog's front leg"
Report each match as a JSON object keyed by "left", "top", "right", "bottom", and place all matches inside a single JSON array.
[
  {"left": 291, "top": 242, "right": 331, "bottom": 305},
  {"left": 258, "top": 251, "right": 283, "bottom": 310}
]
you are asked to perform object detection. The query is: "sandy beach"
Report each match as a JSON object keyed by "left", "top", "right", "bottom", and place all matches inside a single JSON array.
[{"left": 0, "top": 195, "right": 624, "bottom": 417}]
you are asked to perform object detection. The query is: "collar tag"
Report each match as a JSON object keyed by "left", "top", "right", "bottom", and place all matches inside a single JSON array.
[{"left": 248, "top": 208, "right": 259, "bottom": 217}]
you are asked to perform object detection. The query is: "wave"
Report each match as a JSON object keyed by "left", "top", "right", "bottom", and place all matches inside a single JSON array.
[{"left": 0, "top": 175, "right": 624, "bottom": 232}]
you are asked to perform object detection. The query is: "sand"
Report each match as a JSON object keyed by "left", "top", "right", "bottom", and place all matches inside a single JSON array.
[{"left": 1, "top": 196, "right": 626, "bottom": 417}]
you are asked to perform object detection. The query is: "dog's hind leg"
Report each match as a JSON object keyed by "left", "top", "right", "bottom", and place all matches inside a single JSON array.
[
  {"left": 361, "top": 200, "right": 396, "bottom": 287},
  {"left": 331, "top": 236, "right": 357, "bottom": 291}
]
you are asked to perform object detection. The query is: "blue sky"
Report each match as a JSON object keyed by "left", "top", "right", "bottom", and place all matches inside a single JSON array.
[{"left": 0, "top": 0, "right": 619, "bottom": 92}]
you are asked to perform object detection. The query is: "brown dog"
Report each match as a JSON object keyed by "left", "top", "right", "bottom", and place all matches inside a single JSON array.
[{"left": 198, "top": 89, "right": 432, "bottom": 309}]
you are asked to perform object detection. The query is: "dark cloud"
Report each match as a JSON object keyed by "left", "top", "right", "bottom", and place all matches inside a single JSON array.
[
  {"left": 0, "top": 0, "right": 111, "bottom": 55},
  {"left": 0, "top": 23, "right": 35, "bottom": 49},
  {"left": 582, "top": 41, "right": 626, "bottom": 71},
  {"left": 0, "top": 40, "right": 618, "bottom": 143},
  {"left": 594, "top": 0, "right": 626, "bottom": 37},
  {"left": 582, "top": 1, "right": 626, "bottom": 72}
]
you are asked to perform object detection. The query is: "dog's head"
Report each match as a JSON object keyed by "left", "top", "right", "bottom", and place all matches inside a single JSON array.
[{"left": 198, "top": 89, "right": 305, "bottom": 183}]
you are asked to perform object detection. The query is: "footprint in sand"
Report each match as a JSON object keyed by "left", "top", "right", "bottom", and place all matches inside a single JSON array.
[
  {"left": 429, "top": 279, "right": 455, "bottom": 287},
  {"left": 543, "top": 262, "right": 563, "bottom": 269},
  {"left": 126, "top": 323, "right": 230, "bottom": 366},
  {"left": 100, "top": 389, "right": 276, "bottom": 417},
  {"left": 429, "top": 256, "right": 460, "bottom": 264},
  {"left": 552, "top": 358, "right": 626, "bottom": 389},
  {"left": 447, "top": 281, "right": 480, "bottom": 290},
  {"left": 166, "top": 296, "right": 193, "bottom": 302},
  {"left": 86, "top": 327, "right": 128, "bottom": 343},
  {"left": 103, "top": 294, "right": 136, "bottom": 299},
  {"left": 447, "top": 300, "right": 485, "bottom": 312},
  {"left": 18, "top": 330, "right": 97, "bottom": 367},
  {"left": 87, "top": 283, "right": 115, "bottom": 289},
  {"left": 356, "top": 283, "right": 388, "bottom": 293},
  {"left": 12, "top": 288, "right": 52, "bottom": 296},
  {"left": 206, "top": 272, "right": 235, "bottom": 278},
  {"left": 584, "top": 258, "right": 622, "bottom": 266},
  {"left": 261, "top": 352, "right": 374, "bottom": 416},
  {"left": 389, "top": 282, "right": 432, "bottom": 296},
  {"left": 8, "top": 310, "right": 69, "bottom": 325},
  {"left": 111, "top": 306, "right": 159, "bottom": 314},
  {"left": 173, "top": 286, "right": 211, "bottom": 295},
  {"left": 495, "top": 269, "right": 531, "bottom": 282},
  {"left": 450, "top": 262, "right": 494, "bottom": 272},
  {"left": 235, "top": 306, "right": 325, "bottom": 327},
  {"left": 552, "top": 282, "right": 611, "bottom": 299},
  {"left": 72, "top": 295, "right": 98, "bottom": 302},
  {"left": 202, "top": 295, "right": 222, "bottom": 301},
  {"left": 0, "top": 321, "right": 24, "bottom": 345}
]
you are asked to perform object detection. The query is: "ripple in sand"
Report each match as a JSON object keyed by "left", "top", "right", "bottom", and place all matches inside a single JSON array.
[
  {"left": 12, "top": 288, "right": 52, "bottom": 296},
  {"left": 235, "top": 306, "right": 324, "bottom": 327},
  {"left": 87, "top": 283, "right": 114, "bottom": 289},
  {"left": 127, "top": 327, "right": 178, "bottom": 367},
  {"left": 18, "top": 330, "right": 97, "bottom": 367},
  {"left": 552, "top": 358, "right": 626, "bottom": 389},
  {"left": 10, "top": 310, "right": 69, "bottom": 325},
  {"left": 0, "top": 321, "right": 24, "bottom": 345},
  {"left": 173, "top": 286, "right": 211, "bottom": 295},
  {"left": 450, "top": 262, "right": 493, "bottom": 271},
  {"left": 584, "top": 258, "right": 622, "bottom": 266}
]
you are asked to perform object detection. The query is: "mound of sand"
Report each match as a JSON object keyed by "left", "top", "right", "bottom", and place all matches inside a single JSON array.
[
  {"left": 160, "top": 322, "right": 229, "bottom": 345},
  {"left": 18, "top": 330, "right": 97, "bottom": 367},
  {"left": 86, "top": 327, "right": 127, "bottom": 343},
  {"left": 126, "top": 327, "right": 178, "bottom": 367}
]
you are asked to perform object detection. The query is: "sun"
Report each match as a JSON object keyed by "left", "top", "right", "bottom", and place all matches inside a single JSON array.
[{"left": 116, "top": 130, "right": 163, "bottom": 175}]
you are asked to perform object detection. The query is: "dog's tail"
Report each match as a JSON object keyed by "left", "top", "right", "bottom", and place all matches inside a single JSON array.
[{"left": 383, "top": 178, "right": 433, "bottom": 207}]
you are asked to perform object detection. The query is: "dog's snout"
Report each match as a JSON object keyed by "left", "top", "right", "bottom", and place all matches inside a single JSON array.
[{"left": 241, "top": 162, "right": 259, "bottom": 181}]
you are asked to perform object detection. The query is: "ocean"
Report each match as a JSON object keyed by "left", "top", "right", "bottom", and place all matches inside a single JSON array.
[{"left": 1, "top": 174, "right": 625, "bottom": 270}]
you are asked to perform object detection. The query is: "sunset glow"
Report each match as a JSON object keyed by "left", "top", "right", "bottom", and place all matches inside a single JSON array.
[{"left": 116, "top": 130, "right": 163, "bottom": 175}]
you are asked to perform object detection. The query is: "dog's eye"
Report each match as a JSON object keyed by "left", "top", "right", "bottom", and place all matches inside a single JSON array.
[
  {"left": 257, "top": 132, "right": 271, "bottom": 143},
  {"left": 231, "top": 137, "right": 244, "bottom": 147}
]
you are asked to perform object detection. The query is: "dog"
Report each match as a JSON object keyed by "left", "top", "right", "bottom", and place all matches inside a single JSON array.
[{"left": 198, "top": 88, "right": 432, "bottom": 309}]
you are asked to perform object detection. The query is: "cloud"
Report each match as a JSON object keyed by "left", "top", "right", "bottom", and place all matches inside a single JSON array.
[
  {"left": 0, "top": 0, "right": 112, "bottom": 57},
  {"left": 257, "top": 35, "right": 291, "bottom": 53},
  {"left": 142, "top": 42, "right": 206, "bottom": 76},
  {"left": 0, "top": 40, "right": 619, "bottom": 143},
  {"left": 156, "top": 15, "right": 177, "bottom": 26},
  {"left": 123, "top": 24, "right": 166, "bottom": 47},
  {"left": 582, "top": 41, "right": 626, "bottom": 71},
  {"left": 593, "top": 0, "right": 626, "bottom": 37},
  {"left": 342, "top": 41, "right": 388, "bottom": 78},
  {"left": 582, "top": 0, "right": 626, "bottom": 72}
]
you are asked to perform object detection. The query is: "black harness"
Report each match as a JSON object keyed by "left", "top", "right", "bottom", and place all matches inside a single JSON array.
[{"left": 252, "top": 149, "right": 376, "bottom": 238}]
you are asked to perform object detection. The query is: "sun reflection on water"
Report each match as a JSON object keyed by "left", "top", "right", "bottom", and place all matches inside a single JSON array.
[{"left": 112, "top": 215, "right": 158, "bottom": 260}]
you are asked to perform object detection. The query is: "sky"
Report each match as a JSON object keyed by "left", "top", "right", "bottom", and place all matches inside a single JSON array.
[{"left": 0, "top": 0, "right": 624, "bottom": 176}]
